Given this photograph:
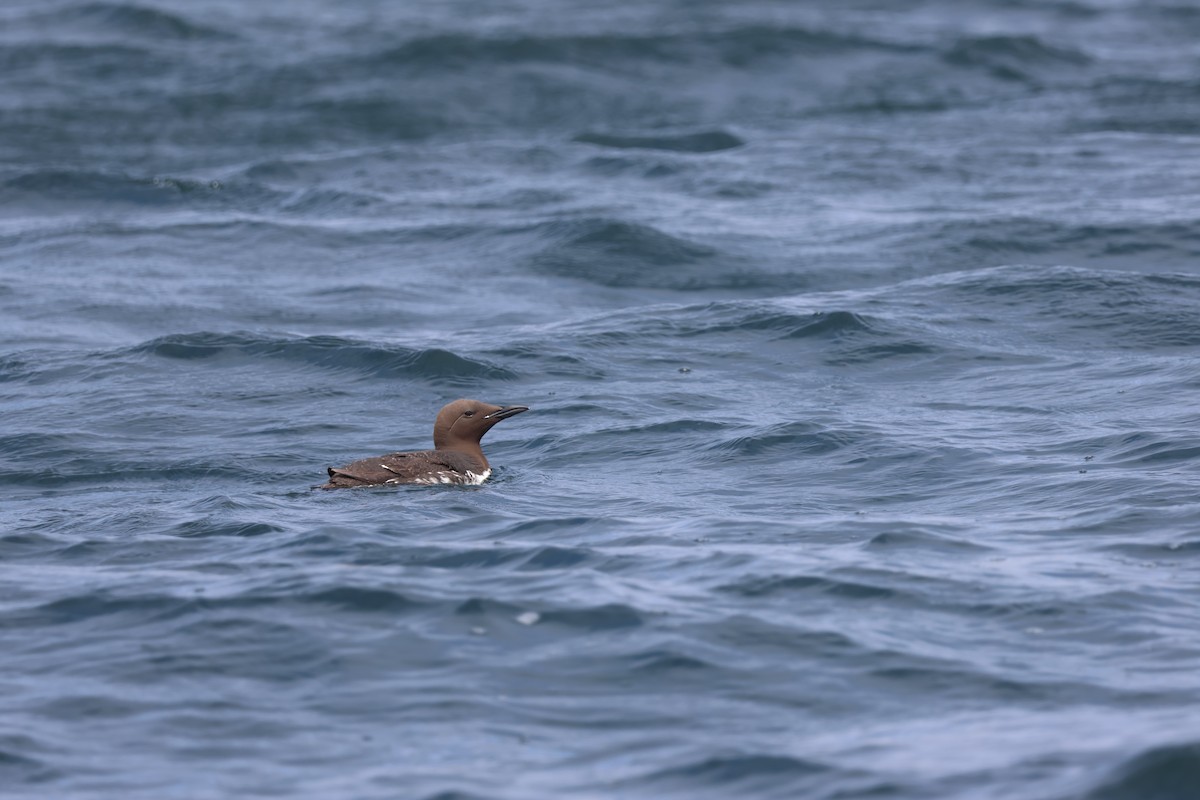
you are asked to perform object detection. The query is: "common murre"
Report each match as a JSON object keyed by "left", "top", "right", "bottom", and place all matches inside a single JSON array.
[{"left": 318, "top": 399, "right": 529, "bottom": 489}]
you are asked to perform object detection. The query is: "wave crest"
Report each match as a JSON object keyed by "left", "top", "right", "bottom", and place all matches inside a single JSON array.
[{"left": 135, "top": 332, "right": 517, "bottom": 381}]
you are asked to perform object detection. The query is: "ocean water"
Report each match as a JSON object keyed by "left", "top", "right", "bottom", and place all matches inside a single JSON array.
[{"left": 3, "top": 0, "right": 1200, "bottom": 798}]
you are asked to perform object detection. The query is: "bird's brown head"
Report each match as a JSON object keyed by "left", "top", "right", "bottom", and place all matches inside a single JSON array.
[{"left": 432, "top": 399, "right": 529, "bottom": 462}]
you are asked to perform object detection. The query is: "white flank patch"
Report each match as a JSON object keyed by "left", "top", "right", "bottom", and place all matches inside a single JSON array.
[
  {"left": 464, "top": 469, "right": 491, "bottom": 485},
  {"left": 412, "top": 468, "right": 491, "bottom": 486}
]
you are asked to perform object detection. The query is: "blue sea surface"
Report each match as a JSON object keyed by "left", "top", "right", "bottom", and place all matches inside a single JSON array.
[{"left": 3, "top": 1, "right": 1200, "bottom": 798}]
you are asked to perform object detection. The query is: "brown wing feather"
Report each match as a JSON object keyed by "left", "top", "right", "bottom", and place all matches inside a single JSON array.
[{"left": 318, "top": 450, "right": 485, "bottom": 489}]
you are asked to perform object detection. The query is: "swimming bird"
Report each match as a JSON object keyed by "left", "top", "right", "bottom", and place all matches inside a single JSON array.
[{"left": 318, "top": 399, "right": 529, "bottom": 488}]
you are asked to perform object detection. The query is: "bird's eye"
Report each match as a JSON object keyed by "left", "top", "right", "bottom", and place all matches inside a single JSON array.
[{"left": 463, "top": 411, "right": 475, "bottom": 417}]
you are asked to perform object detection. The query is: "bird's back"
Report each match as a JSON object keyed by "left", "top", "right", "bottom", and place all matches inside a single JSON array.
[{"left": 320, "top": 449, "right": 490, "bottom": 488}]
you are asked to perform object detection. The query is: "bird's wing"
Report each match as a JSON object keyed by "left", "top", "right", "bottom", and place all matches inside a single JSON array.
[{"left": 320, "top": 450, "right": 481, "bottom": 488}]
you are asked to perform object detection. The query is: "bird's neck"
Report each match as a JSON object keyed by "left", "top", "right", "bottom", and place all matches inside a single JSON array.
[{"left": 439, "top": 440, "right": 488, "bottom": 469}]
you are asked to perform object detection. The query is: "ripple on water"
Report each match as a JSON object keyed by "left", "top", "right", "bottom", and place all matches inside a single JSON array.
[
  {"left": 573, "top": 129, "right": 745, "bottom": 153},
  {"left": 627, "top": 753, "right": 843, "bottom": 800}
]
